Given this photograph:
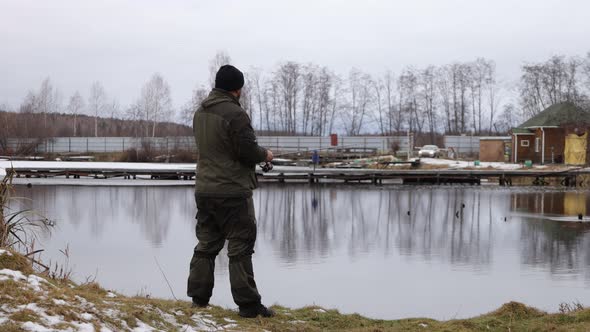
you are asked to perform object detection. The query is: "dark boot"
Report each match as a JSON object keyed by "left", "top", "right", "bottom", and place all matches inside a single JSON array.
[
  {"left": 238, "top": 304, "right": 275, "bottom": 318},
  {"left": 191, "top": 297, "right": 209, "bottom": 308}
]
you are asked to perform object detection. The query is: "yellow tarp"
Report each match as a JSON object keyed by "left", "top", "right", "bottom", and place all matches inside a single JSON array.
[
  {"left": 564, "top": 133, "right": 587, "bottom": 165},
  {"left": 564, "top": 192, "right": 586, "bottom": 216}
]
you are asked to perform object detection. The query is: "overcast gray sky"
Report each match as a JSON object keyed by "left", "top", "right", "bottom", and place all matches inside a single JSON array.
[{"left": 1, "top": 0, "right": 589, "bottom": 111}]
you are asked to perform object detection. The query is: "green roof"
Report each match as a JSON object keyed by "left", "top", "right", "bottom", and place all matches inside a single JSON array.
[
  {"left": 518, "top": 102, "right": 590, "bottom": 128},
  {"left": 511, "top": 128, "right": 533, "bottom": 134}
]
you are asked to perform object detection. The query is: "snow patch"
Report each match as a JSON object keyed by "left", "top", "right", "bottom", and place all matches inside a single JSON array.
[
  {"left": 178, "top": 325, "right": 200, "bottom": 332},
  {"left": 70, "top": 321, "right": 96, "bottom": 332},
  {"left": 16, "top": 303, "right": 63, "bottom": 327},
  {"left": 0, "top": 269, "right": 48, "bottom": 291},
  {"left": 106, "top": 291, "right": 117, "bottom": 298},
  {"left": 420, "top": 157, "right": 524, "bottom": 170},
  {"left": 21, "top": 321, "right": 54, "bottom": 332},
  {"left": 132, "top": 320, "right": 157, "bottom": 332},
  {"left": 223, "top": 317, "right": 237, "bottom": 323},
  {"left": 102, "top": 308, "right": 118, "bottom": 318},
  {"left": 52, "top": 299, "right": 68, "bottom": 306},
  {"left": 0, "top": 249, "right": 12, "bottom": 256},
  {"left": 313, "top": 308, "right": 326, "bottom": 313},
  {"left": 80, "top": 312, "right": 93, "bottom": 320},
  {"left": 191, "top": 314, "right": 221, "bottom": 331}
]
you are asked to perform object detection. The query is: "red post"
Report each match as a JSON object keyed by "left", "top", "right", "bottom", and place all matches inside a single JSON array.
[{"left": 330, "top": 134, "right": 338, "bottom": 146}]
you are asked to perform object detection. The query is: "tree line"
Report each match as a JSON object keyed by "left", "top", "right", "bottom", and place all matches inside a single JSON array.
[
  {"left": 0, "top": 74, "right": 177, "bottom": 138},
  {"left": 2, "top": 52, "right": 590, "bottom": 140},
  {"left": 183, "top": 51, "right": 590, "bottom": 140}
]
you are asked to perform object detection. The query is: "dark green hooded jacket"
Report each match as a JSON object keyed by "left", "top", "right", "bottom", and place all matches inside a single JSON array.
[{"left": 194, "top": 88, "right": 267, "bottom": 197}]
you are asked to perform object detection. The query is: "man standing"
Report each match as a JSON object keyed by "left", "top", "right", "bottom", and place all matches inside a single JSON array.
[{"left": 187, "top": 65, "right": 275, "bottom": 318}]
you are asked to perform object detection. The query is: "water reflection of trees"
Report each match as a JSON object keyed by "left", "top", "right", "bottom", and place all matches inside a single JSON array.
[
  {"left": 13, "top": 186, "right": 196, "bottom": 247},
  {"left": 14, "top": 184, "right": 590, "bottom": 279},
  {"left": 256, "top": 185, "right": 500, "bottom": 268},
  {"left": 513, "top": 191, "right": 590, "bottom": 277}
]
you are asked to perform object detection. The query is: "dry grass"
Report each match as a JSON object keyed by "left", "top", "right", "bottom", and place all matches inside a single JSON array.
[
  {"left": 0, "top": 169, "right": 52, "bottom": 249},
  {"left": 2, "top": 251, "right": 590, "bottom": 331}
]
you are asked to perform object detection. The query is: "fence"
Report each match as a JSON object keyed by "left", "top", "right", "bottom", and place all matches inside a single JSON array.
[
  {"left": 3, "top": 137, "right": 195, "bottom": 154},
  {"left": 3, "top": 136, "right": 408, "bottom": 155},
  {"left": 443, "top": 135, "right": 480, "bottom": 157}
]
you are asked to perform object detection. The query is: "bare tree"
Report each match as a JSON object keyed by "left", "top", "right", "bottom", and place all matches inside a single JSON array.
[
  {"left": 420, "top": 66, "right": 437, "bottom": 141},
  {"left": 67, "top": 92, "right": 85, "bottom": 136},
  {"left": 484, "top": 60, "right": 502, "bottom": 133},
  {"left": 468, "top": 59, "right": 486, "bottom": 134},
  {"left": 314, "top": 67, "right": 334, "bottom": 136},
  {"left": 249, "top": 67, "right": 269, "bottom": 131},
  {"left": 342, "top": 68, "right": 373, "bottom": 135},
  {"left": 450, "top": 63, "right": 470, "bottom": 133},
  {"left": 382, "top": 71, "right": 400, "bottom": 134},
  {"left": 241, "top": 72, "right": 255, "bottom": 120},
  {"left": 300, "top": 64, "right": 318, "bottom": 135},
  {"left": 519, "top": 55, "right": 587, "bottom": 117},
  {"left": 398, "top": 68, "right": 423, "bottom": 134},
  {"left": 88, "top": 81, "right": 107, "bottom": 137},
  {"left": 208, "top": 51, "right": 232, "bottom": 88},
  {"left": 436, "top": 66, "right": 453, "bottom": 133},
  {"left": 136, "top": 73, "right": 174, "bottom": 137},
  {"left": 495, "top": 104, "right": 520, "bottom": 133},
  {"left": 19, "top": 91, "right": 37, "bottom": 114},
  {"left": 327, "top": 74, "right": 344, "bottom": 135},
  {"left": 273, "top": 62, "right": 301, "bottom": 133},
  {"left": 36, "top": 77, "right": 61, "bottom": 131},
  {"left": 107, "top": 99, "right": 120, "bottom": 119},
  {"left": 372, "top": 76, "right": 386, "bottom": 135},
  {"left": 180, "top": 86, "right": 208, "bottom": 127}
]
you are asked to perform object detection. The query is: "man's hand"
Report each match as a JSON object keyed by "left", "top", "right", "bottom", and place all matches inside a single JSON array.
[{"left": 265, "top": 149, "right": 274, "bottom": 162}]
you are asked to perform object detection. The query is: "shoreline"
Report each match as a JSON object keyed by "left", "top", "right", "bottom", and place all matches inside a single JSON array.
[{"left": 1, "top": 248, "right": 590, "bottom": 331}]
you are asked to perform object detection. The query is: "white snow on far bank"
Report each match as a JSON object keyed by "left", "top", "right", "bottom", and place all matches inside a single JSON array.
[
  {"left": 0, "top": 167, "right": 5, "bottom": 180},
  {"left": 420, "top": 157, "right": 536, "bottom": 170},
  {"left": 0, "top": 160, "right": 195, "bottom": 172}
]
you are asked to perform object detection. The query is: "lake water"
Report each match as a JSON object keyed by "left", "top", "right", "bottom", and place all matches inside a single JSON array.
[{"left": 12, "top": 183, "right": 590, "bottom": 320}]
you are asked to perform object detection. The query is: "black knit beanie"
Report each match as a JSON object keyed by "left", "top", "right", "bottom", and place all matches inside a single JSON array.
[{"left": 215, "top": 65, "right": 244, "bottom": 91}]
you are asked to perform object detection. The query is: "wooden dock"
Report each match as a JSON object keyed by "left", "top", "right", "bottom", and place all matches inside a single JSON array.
[
  {"left": 259, "top": 167, "right": 590, "bottom": 186},
  {"left": 2, "top": 161, "right": 589, "bottom": 187}
]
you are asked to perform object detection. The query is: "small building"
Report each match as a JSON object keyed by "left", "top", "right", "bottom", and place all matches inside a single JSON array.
[
  {"left": 479, "top": 136, "right": 511, "bottom": 162},
  {"left": 511, "top": 103, "right": 590, "bottom": 164}
]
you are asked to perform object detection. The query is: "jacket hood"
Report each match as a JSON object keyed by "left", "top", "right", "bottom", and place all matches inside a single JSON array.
[{"left": 201, "top": 88, "right": 240, "bottom": 109}]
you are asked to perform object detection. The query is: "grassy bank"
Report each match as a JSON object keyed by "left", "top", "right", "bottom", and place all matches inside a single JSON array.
[{"left": 1, "top": 249, "right": 590, "bottom": 331}]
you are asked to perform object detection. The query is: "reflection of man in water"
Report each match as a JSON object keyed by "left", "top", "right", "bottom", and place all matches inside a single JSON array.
[{"left": 187, "top": 65, "right": 275, "bottom": 318}]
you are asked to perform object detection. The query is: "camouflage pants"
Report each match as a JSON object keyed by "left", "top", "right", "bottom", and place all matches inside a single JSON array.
[{"left": 187, "top": 195, "right": 262, "bottom": 307}]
